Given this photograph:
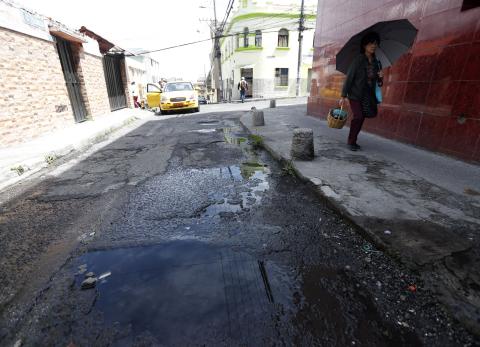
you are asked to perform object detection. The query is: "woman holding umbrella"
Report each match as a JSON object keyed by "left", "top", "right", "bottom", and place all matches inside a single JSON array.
[{"left": 339, "top": 32, "right": 384, "bottom": 151}]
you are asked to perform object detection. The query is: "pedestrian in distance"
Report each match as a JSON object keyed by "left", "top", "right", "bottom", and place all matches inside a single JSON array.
[
  {"left": 238, "top": 77, "right": 248, "bottom": 103},
  {"left": 130, "top": 81, "right": 141, "bottom": 108},
  {"left": 339, "top": 32, "right": 383, "bottom": 151}
]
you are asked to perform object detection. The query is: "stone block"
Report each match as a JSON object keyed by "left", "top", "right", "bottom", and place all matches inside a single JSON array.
[
  {"left": 291, "top": 128, "right": 314, "bottom": 160},
  {"left": 270, "top": 99, "right": 276, "bottom": 108},
  {"left": 252, "top": 109, "right": 265, "bottom": 126}
]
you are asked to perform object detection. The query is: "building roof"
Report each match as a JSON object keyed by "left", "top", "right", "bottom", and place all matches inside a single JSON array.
[{"left": 79, "top": 26, "right": 130, "bottom": 55}]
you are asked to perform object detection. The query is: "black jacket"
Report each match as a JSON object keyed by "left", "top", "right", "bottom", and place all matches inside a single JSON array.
[{"left": 341, "top": 54, "right": 382, "bottom": 101}]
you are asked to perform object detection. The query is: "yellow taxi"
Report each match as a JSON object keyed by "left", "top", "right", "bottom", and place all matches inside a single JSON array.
[{"left": 146, "top": 81, "right": 199, "bottom": 114}]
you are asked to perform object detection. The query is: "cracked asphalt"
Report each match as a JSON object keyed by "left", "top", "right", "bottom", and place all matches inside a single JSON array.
[{"left": 0, "top": 106, "right": 478, "bottom": 346}]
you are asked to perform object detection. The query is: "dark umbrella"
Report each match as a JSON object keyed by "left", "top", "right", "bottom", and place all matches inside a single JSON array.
[{"left": 336, "top": 19, "right": 418, "bottom": 74}]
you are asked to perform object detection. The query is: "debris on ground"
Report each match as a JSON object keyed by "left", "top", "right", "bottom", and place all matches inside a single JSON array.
[
  {"left": 85, "top": 272, "right": 95, "bottom": 278},
  {"left": 98, "top": 272, "right": 111, "bottom": 280},
  {"left": 81, "top": 277, "right": 97, "bottom": 290},
  {"left": 407, "top": 284, "right": 417, "bottom": 293}
]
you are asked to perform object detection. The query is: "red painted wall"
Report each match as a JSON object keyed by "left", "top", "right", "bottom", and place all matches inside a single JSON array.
[{"left": 307, "top": 0, "right": 480, "bottom": 162}]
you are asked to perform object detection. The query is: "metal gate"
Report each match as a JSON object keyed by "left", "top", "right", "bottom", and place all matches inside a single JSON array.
[
  {"left": 103, "top": 55, "right": 127, "bottom": 111},
  {"left": 56, "top": 38, "right": 87, "bottom": 123}
]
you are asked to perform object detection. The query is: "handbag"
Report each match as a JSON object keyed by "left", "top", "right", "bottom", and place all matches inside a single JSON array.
[
  {"left": 375, "top": 59, "right": 383, "bottom": 104},
  {"left": 375, "top": 83, "right": 382, "bottom": 104}
]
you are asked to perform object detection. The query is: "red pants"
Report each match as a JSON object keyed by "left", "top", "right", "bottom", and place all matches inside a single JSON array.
[
  {"left": 348, "top": 99, "right": 365, "bottom": 145},
  {"left": 133, "top": 96, "right": 140, "bottom": 108}
]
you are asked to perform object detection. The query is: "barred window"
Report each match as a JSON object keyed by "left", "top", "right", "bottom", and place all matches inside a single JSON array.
[
  {"left": 275, "top": 68, "right": 288, "bottom": 86},
  {"left": 278, "top": 28, "right": 289, "bottom": 47},
  {"left": 255, "top": 30, "right": 262, "bottom": 47}
]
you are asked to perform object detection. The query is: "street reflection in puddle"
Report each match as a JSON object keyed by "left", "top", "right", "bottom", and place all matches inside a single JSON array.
[
  {"left": 197, "top": 163, "right": 270, "bottom": 217},
  {"left": 76, "top": 241, "right": 290, "bottom": 345}
]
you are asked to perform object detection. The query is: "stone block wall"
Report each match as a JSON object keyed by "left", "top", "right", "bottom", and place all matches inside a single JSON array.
[{"left": 0, "top": 27, "right": 73, "bottom": 147}]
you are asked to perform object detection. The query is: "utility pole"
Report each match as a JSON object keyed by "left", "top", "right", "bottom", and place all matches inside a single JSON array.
[
  {"left": 296, "top": 0, "right": 305, "bottom": 97},
  {"left": 212, "top": 0, "right": 223, "bottom": 103}
]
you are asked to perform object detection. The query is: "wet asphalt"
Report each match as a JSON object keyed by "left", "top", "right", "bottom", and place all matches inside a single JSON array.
[{"left": 0, "top": 107, "right": 478, "bottom": 346}]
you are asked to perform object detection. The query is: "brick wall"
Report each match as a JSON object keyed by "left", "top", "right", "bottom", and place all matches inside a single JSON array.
[
  {"left": 0, "top": 27, "right": 73, "bottom": 147},
  {"left": 76, "top": 48, "right": 111, "bottom": 117}
]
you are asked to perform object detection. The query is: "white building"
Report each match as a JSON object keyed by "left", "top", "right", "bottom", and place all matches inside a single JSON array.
[
  {"left": 220, "top": 0, "right": 317, "bottom": 101},
  {"left": 125, "top": 50, "right": 161, "bottom": 100}
]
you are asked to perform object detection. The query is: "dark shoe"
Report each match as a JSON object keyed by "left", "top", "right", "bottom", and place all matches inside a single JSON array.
[
  {"left": 352, "top": 143, "right": 361, "bottom": 150},
  {"left": 348, "top": 144, "right": 358, "bottom": 151}
]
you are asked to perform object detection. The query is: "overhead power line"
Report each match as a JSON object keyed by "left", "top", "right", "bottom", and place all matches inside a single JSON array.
[
  {"left": 219, "top": 0, "right": 235, "bottom": 33},
  {"left": 132, "top": 26, "right": 314, "bottom": 56}
]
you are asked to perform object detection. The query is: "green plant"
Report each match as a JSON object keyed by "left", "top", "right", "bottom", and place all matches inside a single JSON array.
[
  {"left": 282, "top": 160, "right": 296, "bottom": 176},
  {"left": 45, "top": 154, "right": 57, "bottom": 165},
  {"left": 249, "top": 134, "right": 263, "bottom": 149},
  {"left": 10, "top": 165, "right": 25, "bottom": 176}
]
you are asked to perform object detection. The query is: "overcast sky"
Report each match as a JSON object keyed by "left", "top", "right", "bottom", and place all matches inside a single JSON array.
[{"left": 14, "top": 0, "right": 231, "bottom": 81}]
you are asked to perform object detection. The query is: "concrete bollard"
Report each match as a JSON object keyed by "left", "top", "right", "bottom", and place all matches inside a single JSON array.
[
  {"left": 291, "top": 128, "right": 314, "bottom": 160},
  {"left": 252, "top": 109, "right": 265, "bottom": 126},
  {"left": 269, "top": 99, "right": 276, "bottom": 108}
]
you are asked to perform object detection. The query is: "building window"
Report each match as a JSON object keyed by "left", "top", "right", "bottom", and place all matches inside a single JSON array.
[
  {"left": 235, "top": 33, "right": 239, "bottom": 49},
  {"left": 275, "top": 68, "right": 288, "bottom": 86},
  {"left": 255, "top": 30, "right": 262, "bottom": 47},
  {"left": 243, "top": 27, "right": 249, "bottom": 47},
  {"left": 278, "top": 28, "right": 289, "bottom": 47}
]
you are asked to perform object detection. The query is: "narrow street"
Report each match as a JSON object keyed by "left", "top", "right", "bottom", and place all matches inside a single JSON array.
[{"left": 0, "top": 105, "right": 476, "bottom": 346}]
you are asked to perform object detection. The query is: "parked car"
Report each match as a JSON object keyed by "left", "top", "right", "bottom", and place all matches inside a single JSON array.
[
  {"left": 198, "top": 95, "right": 207, "bottom": 104},
  {"left": 146, "top": 81, "right": 199, "bottom": 114}
]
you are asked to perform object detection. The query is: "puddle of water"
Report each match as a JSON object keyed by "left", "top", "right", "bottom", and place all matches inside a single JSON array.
[
  {"left": 200, "top": 163, "right": 270, "bottom": 217},
  {"left": 73, "top": 241, "right": 419, "bottom": 345},
  {"left": 75, "top": 241, "right": 289, "bottom": 345},
  {"left": 197, "top": 120, "right": 220, "bottom": 125},
  {"left": 189, "top": 129, "right": 218, "bottom": 133},
  {"left": 223, "top": 127, "right": 247, "bottom": 146}
]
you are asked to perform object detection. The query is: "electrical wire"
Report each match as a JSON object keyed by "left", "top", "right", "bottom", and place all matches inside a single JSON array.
[
  {"left": 132, "top": 27, "right": 314, "bottom": 56},
  {"left": 221, "top": 3, "right": 304, "bottom": 31},
  {"left": 219, "top": 0, "right": 235, "bottom": 33},
  {"left": 220, "top": 6, "right": 316, "bottom": 37}
]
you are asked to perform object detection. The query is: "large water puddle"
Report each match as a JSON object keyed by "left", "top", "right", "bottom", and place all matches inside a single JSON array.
[
  {"left": 75, "top": 240, "right": 291, "bottom": 345},
  {"left": 73, "top": 240, "right": 419, "bottom": 345}
]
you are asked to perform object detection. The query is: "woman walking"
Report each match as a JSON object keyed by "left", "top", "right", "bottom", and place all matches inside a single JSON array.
[{"left": 339, "top": 32, "right": 383, "bottom": 151}]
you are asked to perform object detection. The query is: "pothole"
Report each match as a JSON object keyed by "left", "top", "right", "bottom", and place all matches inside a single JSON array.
[
  {"left": 73, "top": 240, "right": 291, "bottom": 345},
  {"left": 200, "top": 163, "right": 270, "bottom": 217}
]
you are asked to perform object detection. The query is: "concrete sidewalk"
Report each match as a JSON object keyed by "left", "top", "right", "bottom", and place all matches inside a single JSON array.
[
  {"left": 0, "top": 108, "right": 153, "bottom": 193},
  {"left": 240, "top": 104, "right": 480, "bottom": 333}
]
